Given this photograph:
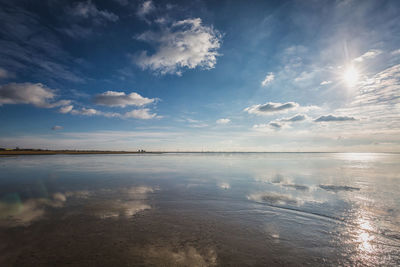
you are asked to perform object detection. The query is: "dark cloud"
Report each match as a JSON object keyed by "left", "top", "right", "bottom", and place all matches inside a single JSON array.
[
  {"left": 314, "top": 115, "right": 356, "bottom": 122},
  {"left": 93, "top": 91, "right": 156, "bottom": 107},
  {"left": 269, "top": 122, "right": 282, "bottom": 129},
  {"left": 245, "top": 102, "right": 299, "bottom": 115},
  {"left": 282, "top": 114, "right": 307, "bottom": 122},
  {"left": 258, "top": 102, "right": 298, "bottom": 112},
  {"left": 0, "top": 82, "right": 70, "bottom": 108}
]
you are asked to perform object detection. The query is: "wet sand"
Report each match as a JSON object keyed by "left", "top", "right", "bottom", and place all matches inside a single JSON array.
[{"left": 0, "top": 153, "right": 399, "bottom": 266}]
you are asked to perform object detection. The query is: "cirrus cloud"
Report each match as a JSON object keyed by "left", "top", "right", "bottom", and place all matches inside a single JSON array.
[
  {"left": 353, "top": 49, "right": 382, "bottom": 63},
  {"left": 67, "top": 0, "right": 119, "bottom": 23}
]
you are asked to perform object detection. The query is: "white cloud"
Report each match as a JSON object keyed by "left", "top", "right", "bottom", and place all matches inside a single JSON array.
[
  {"left": 261, "top": 72, "right": 274, "bottom": 86},
  {"left": 68, "top": 0, "right": 118, "bottom": 23},
  {"left": 124, "top": 108, "right": 158, "bottom": 119},
  {"left": 93, "top": 91, "right": 156, "bottom": 107},
  {"left": 58, "top": 100, "right": 160, "bottom": 120},
  {"left": 320, "top": 80, "right": 332, "bottom": 85},
  {"left": 135, "top": 18, "right": 222, "bottom": 75},
  {"left": 137, "top": 0, "right": 155, "bottom": 19},
  {"left": 218, "top": 182, "right": 230, "bottom": 189},
  {"left": 294, "top": 71, "right": 315, "bottom": 82},
  {"left": 253, "top": 123, "right": 277, "bottom": 131},
  {"left": 333, "top": 64, "right": 400, "bottom": 131},
  {"left": 52, "top": 125, "right": 63, "bottom": 130},
  {"left": 59, "top": 105, "right": 74, "bottom": 114},
  {"left": 244, "top": 102, "right": 299, "bottom": 115},
  {"left": 353, "top": 49, "right": 382, "bottom": 62},
  {"left": 216, "top": 118, "right": 230, "bottom": 124},
  {"left": 0, "top": 82, "right": 70, "bottom": 108},
  {"left": 71, "top": 107, "right": 99, "bottom": 116},
  {"left": 391, "top": 49, "right": 400, "bottom": 55},
  {"left": 0, "top": 67, "right": 15, "bottom": 79}
]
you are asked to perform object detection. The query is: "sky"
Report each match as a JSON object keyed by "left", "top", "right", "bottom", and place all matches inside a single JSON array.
[{"left": 0, "top": 0, "right": 400, "bottom": 152}]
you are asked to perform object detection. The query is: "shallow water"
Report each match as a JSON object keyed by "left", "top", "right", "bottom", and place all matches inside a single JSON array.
[{"left": 0, "top": 153, "right": 399, "bottom": 266}]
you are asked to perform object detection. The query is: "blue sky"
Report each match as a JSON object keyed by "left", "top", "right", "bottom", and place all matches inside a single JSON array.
[{"left": 0, "top": 0, "right": 400, "bottom": 151}]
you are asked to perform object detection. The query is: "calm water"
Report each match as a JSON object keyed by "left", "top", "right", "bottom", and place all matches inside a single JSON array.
[{"left": 0, "top": 153, "right": 399, "bottom": 266}]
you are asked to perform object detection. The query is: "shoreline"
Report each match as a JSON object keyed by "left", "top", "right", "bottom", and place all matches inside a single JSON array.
[
  {"left": 0, "top": 150, "right": 162, "bottom": 155},
  {"left": 0, "top": 150, "right": 398, "bottom": 155}
]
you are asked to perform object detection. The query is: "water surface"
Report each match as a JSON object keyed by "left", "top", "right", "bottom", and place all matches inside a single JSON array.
[{"left": 0, "top": 153, "right": 399, "bottom": 266}]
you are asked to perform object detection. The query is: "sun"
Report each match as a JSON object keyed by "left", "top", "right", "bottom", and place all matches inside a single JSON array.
[{"left": 343, "top": 65, "right": 359, "bottom": 87}]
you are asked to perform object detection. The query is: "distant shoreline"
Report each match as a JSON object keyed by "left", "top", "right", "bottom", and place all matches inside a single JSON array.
[
  {"left": 0, "top": 150, "right": 161, "bottom": 155},
  {"left": 0, "top": 150, "right": 398, "bottom": 155}
]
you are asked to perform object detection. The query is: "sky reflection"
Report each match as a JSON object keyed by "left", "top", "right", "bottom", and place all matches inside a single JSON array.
[{"left": 0, "top": 153, "right": 399, "bottom": 265}]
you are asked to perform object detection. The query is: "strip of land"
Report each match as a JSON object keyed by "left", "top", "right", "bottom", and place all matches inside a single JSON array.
[{"left": 0, "top": 150, "right": 160, "bottom": 155}]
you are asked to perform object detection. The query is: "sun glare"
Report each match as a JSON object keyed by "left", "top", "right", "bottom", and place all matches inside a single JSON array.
[{"left": 343, "top": 65, "right": 359, "bottom": 87}]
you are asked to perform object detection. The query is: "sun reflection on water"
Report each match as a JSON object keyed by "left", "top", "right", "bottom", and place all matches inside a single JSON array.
[
  {"left": 356, "top": 218, "right": 374, "bottom": 253},
  {"left": 334, "top": 153, "right": 380, "bottom": 162},
  {"left": 350, "top": 209, "right": 378, "bottom": 265}
]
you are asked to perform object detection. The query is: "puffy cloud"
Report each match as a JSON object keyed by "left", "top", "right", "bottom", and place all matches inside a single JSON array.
[
  {"left": 93, "top": 91, "right": 156, "bottom": 107},
  {"left": 216, "top": 118, "right": 230, "bottom": 124},
  {"left": 68, "top": 0, "right": 118, "bottom": 23},
  {"left": 124, "top": 108, "right": 157, "bottom": 119},
  {"left": 218, "top": 182, "right": 230, "bottom": 190},
  {"left": 70, "top": 107, "right": 120, "bottom": 117},
  {"left": 320, "top": 80, "right": 332, "bottom": 85},
  {"left": 0, "top": 82, "right": 70, "bottom": 108},
  {"left": 73, "top": 107, "right": 97, "bottom": 116},
  {"left": 59, "top": 105, "right": 74, "bottom": 114},
  {"left": 253, "top": 123, "right": 281, "bottom": 131},
  {"left": 261, "top": 72, "right": 274, "bottom": 86},
  {"left": 0, "top": 67, "right": 15, "bottom": 79},
  {"left": 353, "top": 49, "right": 382, "bottom": 62},
  {"left": 314, "top": 115, "right": 356, "bottom": 122},
  {"left": 391, "top": 49, "right": 400, "bottom": 55},
  {"left": 59, "top": 105, "right": 159, "bottom": 120},
  {"left": 244, "top": 102, "right": 299, "bottom": 115},
  {"left": 51, "top": 125, "right": 63, "bottom": 130},
  {"left": 135, "top": 18, "right": 222, "bottom": 75}
]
